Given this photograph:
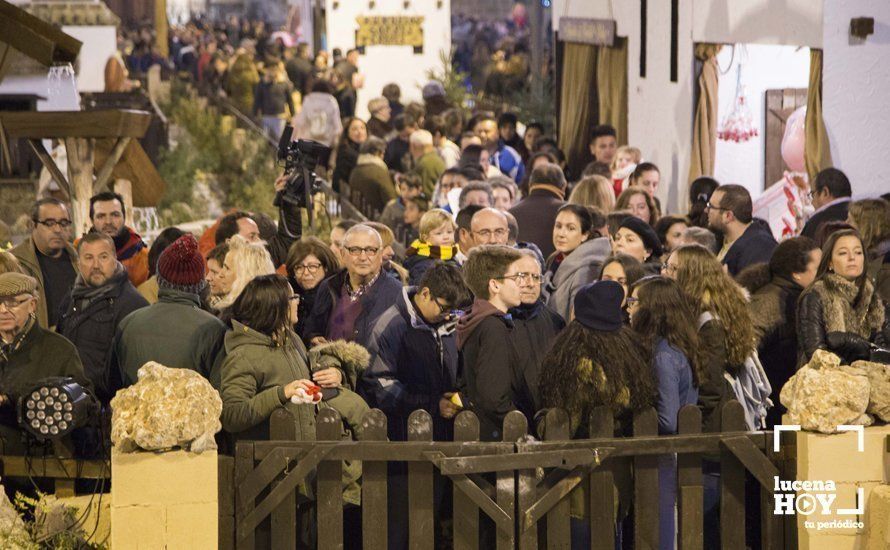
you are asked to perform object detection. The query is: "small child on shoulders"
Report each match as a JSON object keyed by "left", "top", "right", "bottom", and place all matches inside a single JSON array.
[{"left": 404, "top": 209, "right": 460, "bottom": 286}]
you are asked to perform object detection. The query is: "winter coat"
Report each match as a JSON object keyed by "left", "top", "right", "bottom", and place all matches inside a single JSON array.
[
  {"left": 748, "top": 276, "right": 803, "bottom": 426},
  {"left": 57, "top": 266, "right": 149, "bottom": 402},
  {"left": 384, "top": 137, "right": 411, "bottom": 173},
  {"left": 412, "top": 150, "right": 446, "bottom": 198},
  {"left": 348, "top": 154, "right": 396, "bottom": 215},
  {"left": 225, "top": 53, "right": 260, "bottom": 115},
  {"left": 303, "top": 269, "right": 404, "bottom": 350},
  {"left": 136, "top": 275, "right": 159, "bottom": 304},
  {"left": 797, "top": 273, "right": 888, "bottom": 365},
  {"left": 403, "top": 242, "right": 460, "bottom": 287},
  {"left": 722, "top": 223, "right": 778, "bottom": 278},
  {"left": 868, "top": 241, "right": 890, "bottom": 304},
  {"left": 0, "top": 320, "right": 88, "bottom": 454},
  {"left": 509, "top": 300, "right": 565, "bottom": 411},
  {"left": 456, "top": 299, "right": 535, "bottom": 441},
  {"left": 220, "top": 322, "right": 368, "bottom": 505},
  {"left": 10, "top": 236, "right": 78, "bottom": 329},
  {"left": 115, "top": 227, "right": 150, "bottom": 287},
  {"left": 509, "top": 187, "right": 566, "bottom": 259},
  {"left": 332, "top": 140, "right": 360, "bottom": 193},
  {"left": 801, "top": 199, "right": 850, "bottom": 240},
  {"left": 293, "top": 92, "right": 342, "bottom": 148},
  {"left": 111, "top": 288, "right": 227, "bottom": 389},
  {"left": 543, "top": 237, "right": 612, "bottom": 320},
  {"left": 697, "top": 315, "right": 738, "bottom": 433},
  {"left": 288, "top": 281, "right": 318, "bottom": 339},
  {"left": 362, "top": 288, "right": 460, "bottom": 441},
  {"left": 253, "top": 79, "right": 294, "bottom": 117},
  {"left": 367, "top": 116, "right": 393, "bottom": 140}
]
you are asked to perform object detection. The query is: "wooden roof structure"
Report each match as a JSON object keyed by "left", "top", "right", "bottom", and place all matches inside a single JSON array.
[{"left": 0, "top": 0, "right": 82, "bottom": 69}]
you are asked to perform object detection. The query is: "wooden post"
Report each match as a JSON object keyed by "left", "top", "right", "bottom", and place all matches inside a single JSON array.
[
  {"left": 113, "top": 178, "right": 134, "bottom": 223},
  {"left": 63, "top": 137, "right": 94, "bottom": 237}
]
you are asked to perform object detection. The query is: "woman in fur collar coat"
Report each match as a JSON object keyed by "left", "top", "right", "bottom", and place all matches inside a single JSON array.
[{"left": 798, "top": 229, "right": 890, "bottom": 365}]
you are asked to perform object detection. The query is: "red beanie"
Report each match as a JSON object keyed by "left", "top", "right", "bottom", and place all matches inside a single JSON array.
[{"left": 157, "top": 234, "right": 206, "bottom": 287}]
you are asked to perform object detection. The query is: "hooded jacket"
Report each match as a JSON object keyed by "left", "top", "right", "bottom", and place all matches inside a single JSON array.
[
  {"left": 457, "top": 299, "right": 535, "bottom": 441},
  {"left": 362, "top": 288, "right": 460, "bottom": 441},
  {"left": 544, "top": 237, "right": 612, "bottom": 320},
  {"left": 220, "top": 323, "right": 367, "bottom": 505},
  {"left": 10, "top": 236, "right": 79, "bottom": 329},
  {"left": 303, "top": 268, "right": 404, "bottom": 349},
  {"left": 57, "top": 264, "right": 149, "bottom": 402}
]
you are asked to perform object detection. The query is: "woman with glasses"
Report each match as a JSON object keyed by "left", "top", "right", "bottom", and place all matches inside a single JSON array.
[
  {"left": 544, "top": 204, "right": 612, "bottom": 320},
  {"left": 628, "top": 276, "right": 701, "bottom": 550},
  {"left": 285, "top": 237, "right": 341, "bottom": 338},
  {"left": 598, "top": 253, "right": 646, "bottom": 313},
  {"left": 508, "top": 250, "right": 565, "bottom": 411}
]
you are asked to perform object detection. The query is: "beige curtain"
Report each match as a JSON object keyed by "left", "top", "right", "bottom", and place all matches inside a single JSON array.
[
  {"left": 688, "top": 44, "right": 722, "bottom": 183},
  {"left": 558, "top": 43, "right": 598, "bottom": 176},
  {"left": 805, "top": 49, "right": 832, "bottom": 180},
  {"left": 596, "top": 37, "right": 628, "bottom": 146}
]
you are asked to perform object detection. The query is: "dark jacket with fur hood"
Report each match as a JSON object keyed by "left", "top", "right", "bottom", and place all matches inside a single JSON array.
[{"left": 797, "top": 273, "right": 889, "bottom": 365}]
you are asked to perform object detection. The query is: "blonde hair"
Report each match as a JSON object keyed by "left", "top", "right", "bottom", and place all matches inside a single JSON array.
[
  {"left": 569, "top": 175, "right": 615, "bottom": 213},
  {"left": 0, "top": 251, "right": 24, "bottom": 275},
  {"left": 611, "top": 146, "right": 642, "bottom": 172},
  {"left": 217, "top": 234, "right": 276, "bottom": 309},
  {"left": 848, "top": 199, "right": 890, "bottom": 253},
  {"left": 419, "top": 209, "right": 456, "bottom": 240}
]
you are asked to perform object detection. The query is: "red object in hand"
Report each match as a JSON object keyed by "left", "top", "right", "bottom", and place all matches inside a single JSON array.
[{"left": 306, "top": 384, "right": 322, "bottom": 402}]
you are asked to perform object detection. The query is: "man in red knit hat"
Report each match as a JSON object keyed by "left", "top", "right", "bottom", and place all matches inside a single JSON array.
[{"left": 110, "top": 234, "right": 227, "bottom": 392}]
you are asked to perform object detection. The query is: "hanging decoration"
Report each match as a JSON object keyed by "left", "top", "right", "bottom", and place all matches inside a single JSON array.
[{"left": 718, "top": 62, "right": 758, "bottom": 143}]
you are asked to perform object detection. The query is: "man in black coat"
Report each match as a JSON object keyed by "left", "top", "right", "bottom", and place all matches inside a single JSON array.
[
  {"left": 508, "top": 163, "right": 567, "bottom": 258},
  {"left": 304, "top": 224, "right": 403, "bottom": 350},
  {"left": 801, "top": 167, "right": 853, "bottom": 240},
  {"left": 57, "top": 233, "right": 148, "bottom": 403},
  {"left": 708, "top": 184, "right": 777, "bottom": 277}
]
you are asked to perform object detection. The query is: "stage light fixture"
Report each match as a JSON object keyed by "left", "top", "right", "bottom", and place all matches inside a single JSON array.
[{"left": 18, "top": 377, "right": 98, "bottom": 440}]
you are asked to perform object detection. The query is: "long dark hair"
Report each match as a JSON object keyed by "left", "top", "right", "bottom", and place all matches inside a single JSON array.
[
  {"left": 230, "top": 274, "right": 293, "bottom": 341},
  {"left": 539, "top": 323, "right": 656, "bottom": 428},
  {"left": 688, "top": 177, "right": 719, "bottom": 228},
  {"left": 815, "top": 228, "right": 869, "bottom": 300},
  {"left": 630, "top": 276, "right": 703, "bottom": 387}
]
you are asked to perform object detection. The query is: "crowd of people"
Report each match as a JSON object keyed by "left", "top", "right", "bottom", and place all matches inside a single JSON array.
[{"left": 12, "top": 15, "right": 890, "bottom": 550}]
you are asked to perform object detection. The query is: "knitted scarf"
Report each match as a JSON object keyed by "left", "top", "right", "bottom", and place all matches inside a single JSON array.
[
  {"left": 406, "top": 240, "right": 459, "bottom": 261},
  {"left": 813, "top": 273, "right": 885, "bottom": 338}
]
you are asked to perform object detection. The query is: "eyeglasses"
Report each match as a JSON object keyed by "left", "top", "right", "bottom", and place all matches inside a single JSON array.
[
  {"left": 294, "top": 263, "right": 323, "bottom": 274},
  {"left": 0, "top": 296, "right": 33, "bottom": 311},
  {"left": 497, "top": 272, "right": 541, "bottom": 285},
  {"left": 705, "top": 202, "right": 728, "bottom": 212},
  {"left": 473, "top": 228, "right": 509, "bottom": 240},
  {"left": 34, "top": 219, "right": 72, "bottom": 230},
  {"left": 430, "top": 296, "right": 451, "bottom": 315},
  {"left": 661, "top": 263, "right": 679, "bottom": 275},
  {"left": 344, "top": 246, "right": 380, "bottom": 257}
]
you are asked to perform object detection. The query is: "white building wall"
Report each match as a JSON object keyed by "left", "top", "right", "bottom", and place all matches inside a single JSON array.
[
  {"left": 325, "top": 0, "right": 451, "bottom": 120},
  {"left": 552, "top": 0, "right": 825, "bottom": 211},
  {"left": 822, "top": 0, "right": 890, "bottom": 199}
]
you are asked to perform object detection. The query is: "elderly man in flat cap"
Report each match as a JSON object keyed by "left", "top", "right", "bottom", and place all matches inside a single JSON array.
[{"left": 0, "top": 272, "right": 88, "bottom": 454}]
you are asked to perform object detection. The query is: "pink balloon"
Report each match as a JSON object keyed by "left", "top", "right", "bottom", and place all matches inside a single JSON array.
[{"left": 781, "top": 106, "right": 807, "bottom": 173}]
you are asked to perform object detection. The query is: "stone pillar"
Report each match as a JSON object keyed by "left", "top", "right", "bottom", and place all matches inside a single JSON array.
[
  {"left": 111, "top": 449, "right": 218, "bottom": 549},
  {"left": 865, "top": 485, "right": 890, "bottom": 550},
  {"left": 795, "top": 425, "right": 890, "bottom": 549}
]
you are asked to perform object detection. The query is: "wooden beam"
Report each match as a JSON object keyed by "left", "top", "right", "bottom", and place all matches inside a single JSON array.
[
  {"left": 64, "top": 137, "right": 94, "bottom": 237},
  {"left": 0, "top": 456, "right": 107, "bottom": 479},
  {"left": 1, "top": 110, "right": 151, "bottom": 139},
  {"left": 0, "top": 0, "right": 81, "bottom": 66},
  {"left": 92, "top": 136, "right": 130, "bottom": 193},
  {"left": 27, "top": 138, "right": 70, "bottom": 199}
]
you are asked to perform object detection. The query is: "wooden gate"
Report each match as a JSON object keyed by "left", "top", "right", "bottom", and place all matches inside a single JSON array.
[{"left": 220, "top": 401, "right": 795, "bottom": 549}]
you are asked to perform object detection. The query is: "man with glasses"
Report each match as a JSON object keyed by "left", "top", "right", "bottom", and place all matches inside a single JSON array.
[
  {"left": 455, "top": 245, "right": 536, "bottom": 441},
  {"left": 508, "top": 250, "right": 565, "bottom": 412},
  {"left": 470, "top": 207, "right": 510, "bottom": 249},
  {"left": 303, "top": 224, "right": 402, "bottom": 350},
  {"left": 361, "top": 263, "right": 472, "bottom": 548},
  {"left": 706, "top": 184, "right": 776, "bottom": 277},
  {"left": 11, "top": 199, "right": 79, "bottom": 329},
  {"left": 0, "top": 272, "right": 88, "bottom": 454},
  {"left": 801, "top": 168, "right": 853, "bottom": 240}
]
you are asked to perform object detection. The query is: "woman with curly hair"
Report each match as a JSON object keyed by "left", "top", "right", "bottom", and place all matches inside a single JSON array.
[
  {"left": 797, "top": 229, "right": 889, "bottom": 365},
  {"left": 628, "top": 276, "right": 701, "bottom": 550},
  {"left": 539, "top": 280, "right": 656, "bottom": 549}
]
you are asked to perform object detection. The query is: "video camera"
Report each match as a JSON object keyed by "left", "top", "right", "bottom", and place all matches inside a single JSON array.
[{"left": 275, "top": 125, "right": 332, "bottom": 230}]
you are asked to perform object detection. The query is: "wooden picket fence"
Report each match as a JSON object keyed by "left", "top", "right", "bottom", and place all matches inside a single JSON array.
[{"left": 218, "top": 400, "right": 797, "bottom": 549}]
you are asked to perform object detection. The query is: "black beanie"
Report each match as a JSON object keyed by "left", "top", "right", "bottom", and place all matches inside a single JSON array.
[
  {"left": 619, "top": 217, "right": 663, "bottom": 260},
  {"left": 573, "top": 280, "right": 625, "bottom": 332}
]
